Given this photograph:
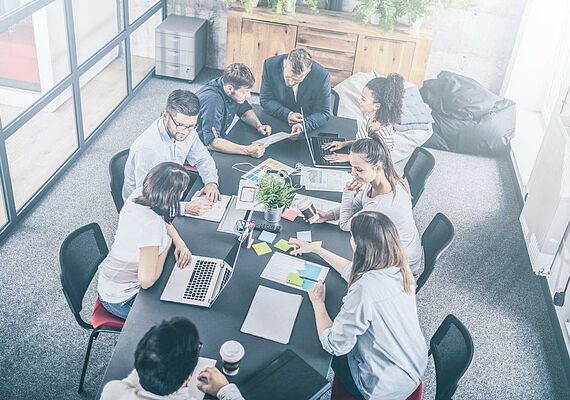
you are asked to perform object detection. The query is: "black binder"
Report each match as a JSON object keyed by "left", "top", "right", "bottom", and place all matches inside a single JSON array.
[{"left": 239, "top": 349, "right": 331, "bottom": 400}]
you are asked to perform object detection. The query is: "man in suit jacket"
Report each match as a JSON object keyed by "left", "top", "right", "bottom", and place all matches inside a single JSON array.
[{"left": 260, "top": 49, "right": 332, "bottom": 136}]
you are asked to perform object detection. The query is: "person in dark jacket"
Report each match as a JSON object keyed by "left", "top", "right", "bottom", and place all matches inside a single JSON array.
[{"left": 260, "top": 49, "right": 332, "bottom": 137}]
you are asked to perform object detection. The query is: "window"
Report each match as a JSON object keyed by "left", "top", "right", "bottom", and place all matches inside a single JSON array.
[
  {"left": 130, "top": 8, "right": 161, "bottom": 88},
  {"left": 129, "top": 0, "right": 159, "bottom": 24}
]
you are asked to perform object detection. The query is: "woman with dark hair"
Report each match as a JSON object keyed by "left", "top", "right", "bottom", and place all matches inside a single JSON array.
[
  {"left": 97, "top": 162, "right": 193, "bottom": 319},
  {"left": 323, "top": 73, "right": 405, "bottom": 163},
  {"left": 289, "top": 211, "right": 427, "bottom": 399},
  {"left": 314, "top": 136, "right": 422, "bottom": 275}
]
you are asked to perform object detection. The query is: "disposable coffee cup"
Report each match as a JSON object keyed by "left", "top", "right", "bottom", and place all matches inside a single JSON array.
[
  {"left": 298, "top": 198, "right": 319, "bottom": 224},
  {"left": 220, "top": 340, "right": 245, "bottom": 376}
]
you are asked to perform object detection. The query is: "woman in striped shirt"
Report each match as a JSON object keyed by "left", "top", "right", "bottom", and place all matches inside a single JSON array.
[{"left": 323, "top": 73, "right": 405, "bottom": 163}]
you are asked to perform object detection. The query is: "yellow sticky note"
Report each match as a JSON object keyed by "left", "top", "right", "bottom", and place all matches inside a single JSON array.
[
  {"left": 252, "top": 241, "right": 272, "bottom": 256},
  {"left": 310, "top": 241, "right": 322, "bottom": 248},
  {"left": 287, "top": 273, "right": 304, "bottom": 287},
  {"left": 274, "top": 239, "right": 292, "bottom": 252}
]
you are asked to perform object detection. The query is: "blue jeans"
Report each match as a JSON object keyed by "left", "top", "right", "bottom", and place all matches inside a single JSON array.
[{"left": 99, "top": 295, "right": 136, "bottom": 319}]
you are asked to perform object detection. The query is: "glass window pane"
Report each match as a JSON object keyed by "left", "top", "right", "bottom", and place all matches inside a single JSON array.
[
  {"left": 73, "top": 0, "right": 124, "bottom": 66},
  {"left": 0, "top": 0, "right": 34, "bottom": 18},
  {"left": 0, "top": 180, "right": 7, "bottom": 228},
  {"left": 129, "top": 0, "right": 159, "bottom": 24},
  {"left": 5, "top": 87, "right": 78, "bottom": 210},
  {"left": 0, "top": 0, "right": 70, "bottom": 127},
  {"left": 130, "top": 9, "right": 160, "bottom": 88},
  {"left": 80, "top": 42, "right": 127, "bottom": 138}
]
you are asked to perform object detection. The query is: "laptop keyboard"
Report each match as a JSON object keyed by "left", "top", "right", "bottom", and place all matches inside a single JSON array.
[
  {"left": 221, "top": 267, "right": 231, "bottom": 289},
  {"left": 183, "top": 259, "right": 217, "bottom": 302},
  {"left": 310, "top": 136, "right": 349, "bottom": 166}
]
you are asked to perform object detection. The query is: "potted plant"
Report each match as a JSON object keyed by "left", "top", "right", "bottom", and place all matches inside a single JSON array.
[
  {"left": 224, "top": 0, "right": 260, "bottom": 12},
  {"left": 356, "top": 0, "right": 398, "bottom": 32},
  {"left": 254, "top": 173, "right": 296, "bottom": 223},
  {"left": 269, "top": 0, "right": 297, "bottom": 15}
]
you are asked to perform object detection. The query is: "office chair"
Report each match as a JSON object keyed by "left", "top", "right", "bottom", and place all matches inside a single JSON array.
[
  {"left": 416, "top": 213, "right": 455, "bottom": 293},
  {"left": 430, "top": 314, "right": 474, "bottom": 400},
  {"left": 331, "top": 89, "right": 340, "bottom": 116},
  {"left": 109, "top": 149, "right": 129, "bottom": 213},
  {"left": 403, "top": 147, "right": 436, "bottom": 208},
  {"left": 330, "top": 314, "right": 474, "bottom": 400},
  {"left": 59, "top": 223, "right": 125, "bottom": 393}
]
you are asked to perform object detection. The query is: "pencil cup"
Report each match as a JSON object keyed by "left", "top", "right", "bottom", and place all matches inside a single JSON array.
[
  {"left": 298, "top": 198, "right": 319, "bottom": 224},
  {"left": 220, "top": 340, "right": 245, "bottom": 376}
]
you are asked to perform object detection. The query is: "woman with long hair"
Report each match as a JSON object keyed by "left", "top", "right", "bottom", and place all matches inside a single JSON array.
[
  {"left": 314, "top": 135, "right": 422, "bottom": 275},
  {"left": 323, "top": 73, "right": 405, "bottom": 163},
  {"left": 289, "top": 211, "right": 427, "bottom": 399},
  {"left": 97, "top": 162, "right": 193, "bottom": 319}
]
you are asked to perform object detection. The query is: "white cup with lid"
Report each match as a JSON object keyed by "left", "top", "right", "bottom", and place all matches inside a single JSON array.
[{"left": 219, "top": 340, "right": 245, "bottom": 376}]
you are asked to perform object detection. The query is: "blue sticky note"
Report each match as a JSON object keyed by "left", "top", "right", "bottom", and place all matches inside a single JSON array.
[
  {"left": 297, "top": 231, "right": 312, "bottom": 242},
  {"left": 258, "top": 230, "right": 277, "bottom": 243},
  {"left": 299, "top": 262, "right": 322, "bottom": 281},
  {"left": 302, "top": 279, "right": 316, "bottom": 290}
]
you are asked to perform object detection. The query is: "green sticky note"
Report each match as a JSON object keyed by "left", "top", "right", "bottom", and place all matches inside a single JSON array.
[
  {"left": 252, "top": 241, "right": 272, "bottom": 256},
  {"left": 287, "top": 273, "right": 304, "bottom": 287},
  {"left": 274, "top": 239, "right": 292, "bottom": 252}
]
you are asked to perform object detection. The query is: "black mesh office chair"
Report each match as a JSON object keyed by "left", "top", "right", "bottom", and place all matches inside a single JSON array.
[
  {"left": 430, "top": 314, "right": 474, "bottom": 400},
  {"left": 59, "top": 223, "right": 124, "bottom": 393},
  {"left": 416, "top": 213, "right": 454, "bottom": 293},
  {"left": 109, "top": 149, "right": 129, "bottom": 213},
  {"left": 331, "top": 89, "right": 340, "bottom": 116},
  {"left": 403, "top": 147, "right": 436, "bottom": 208}
]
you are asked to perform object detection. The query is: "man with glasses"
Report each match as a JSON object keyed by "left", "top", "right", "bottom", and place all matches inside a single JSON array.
[
  {"left": 101, "top": 317, "right": 244, "bottom": 399},
  {"left": 260, "top": 48, "right": 332, "bottom": 137},
  {"left": 123, "top": 90, "right": 220, "bottom": 215}
]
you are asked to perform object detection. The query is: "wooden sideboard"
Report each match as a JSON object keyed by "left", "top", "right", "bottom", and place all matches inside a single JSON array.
[{"left": 226, "top": 7, "right": 433, "bottom": 93}]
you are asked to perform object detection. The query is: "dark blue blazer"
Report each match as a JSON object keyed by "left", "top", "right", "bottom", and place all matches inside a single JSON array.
[{"left": 259, "top": 54, "right": 332, "bottom": 132}]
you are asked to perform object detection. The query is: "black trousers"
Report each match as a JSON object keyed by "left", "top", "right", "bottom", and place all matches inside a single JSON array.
[{"left": 332, "top": 355, "right": 366, "bottom": 400}]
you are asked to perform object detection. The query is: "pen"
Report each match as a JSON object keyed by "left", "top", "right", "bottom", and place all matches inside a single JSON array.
[{"left": 300, "top": 275, "right": 319, "bottom": 282}]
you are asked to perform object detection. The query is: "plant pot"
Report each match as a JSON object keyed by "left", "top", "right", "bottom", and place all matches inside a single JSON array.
[
  {"left": 283, "top": 0, "right": 295, "bottom": 15},
  {"left": 369, "top": 13, "right": 381, "bottom": 25},
  {"left": 411, "top": 17, "right": 424, "bottom": 33},
  {"left": 264, "top": 207, "right": 283, "bottom": 224},
  {"left": 251, "top": 0, "right": 260, "bottom": 6}
]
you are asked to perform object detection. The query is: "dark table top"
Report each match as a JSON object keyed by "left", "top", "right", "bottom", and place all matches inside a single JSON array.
[{"left": 98, "top": 105, "right": 358, "bottom": 397}]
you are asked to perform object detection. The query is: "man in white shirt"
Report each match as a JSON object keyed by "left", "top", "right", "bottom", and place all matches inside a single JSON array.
[
  {"left": 101, "top": 317, "right": 244, "bottom": 400},
  {"left": 123, "top": 90, "right": 220, "bottom": 215}
]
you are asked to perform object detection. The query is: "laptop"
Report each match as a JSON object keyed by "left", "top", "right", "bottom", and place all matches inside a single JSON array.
[
  {"left": 301, "top": 108, "right": 351, "bottom": 169},
  {"left": 160, "top": 239, "right": 243, "bottom": 308}
]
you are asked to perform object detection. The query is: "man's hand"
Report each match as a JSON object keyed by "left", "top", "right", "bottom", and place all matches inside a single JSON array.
[
  {"left": 185, "top": 199, "right": 213, "bottom": 216},
  {"left": 197, "top": 182, "right": 220, "bottom": 202},
  {"left": 291, "top": 123, "right": 304, "bottom": 135},
  {"left": 197, "top": 367, "right": 229, "bottom": 396},
  {"left": 256, "top": 124, "right": 272, "bottom": 136},
  {"left": 245, "top": 143, "right": 267, "bottom": 158},
  {"left": 288, "top": 112, "right": 304, "bottom": 126}
]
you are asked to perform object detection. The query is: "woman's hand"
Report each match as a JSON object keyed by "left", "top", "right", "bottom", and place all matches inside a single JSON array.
[
  {"left": 323, "top": 153, "right": 350, "bottom": 164},
  {"left": 289, "top": 239, "right": 320, "bottom": 256},
  {"left": 310, "top": 209, "right": 335, "bottom": 224},
  {"left": 308, "top": 281, "right": 326, "bottom": 304},
  {"left": 345, "top": 179, "right": 365, "bottom": 192},
  {"left": 174, "top": 241, "right": 192, "bottom": 268},
  {"left": 322, "top": 141, "right": 345, "bottom": 151}
]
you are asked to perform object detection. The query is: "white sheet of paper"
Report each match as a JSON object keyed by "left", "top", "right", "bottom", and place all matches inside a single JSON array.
[
  {"left": 217, "top": 195, "right": 248, "bottom": 234},
  {"left": 292, "top": 194, "right": 340, "bottom": 226},
  {"left": 186, "top": 357, "right": 216, "bottom": 400},
  {"left": 260, "top": 252, "right": 330, "bottom": 292},
  {"left": 300, "top": 167, "right": 352, "bottom": 192},
  {"left": 252, "top": 131, "right": 292, "bottom": 146},
  {"left": 235, "top": 179, "right": 264, "bottom": 211},
  {"left": 241, "top": 285, "right": 302, "bottom": 344},
  {"left": 184, "top": 194, "right": 231, "bottom": 222}
]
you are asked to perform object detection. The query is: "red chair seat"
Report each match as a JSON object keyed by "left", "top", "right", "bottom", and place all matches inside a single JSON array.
[
  {"left": 331, "top": 377, "right": 423, "bottom": 400},
  {"left": 92, "top": 298, "right": 125, "bottom": 330},
  {"left": 184, "top": 165, "right": 198, "bottom": 173}
]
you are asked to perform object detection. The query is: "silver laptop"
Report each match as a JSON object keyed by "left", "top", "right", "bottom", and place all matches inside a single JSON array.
[{"left": 160, "top": 240, "right": 242, "bottom": 308}]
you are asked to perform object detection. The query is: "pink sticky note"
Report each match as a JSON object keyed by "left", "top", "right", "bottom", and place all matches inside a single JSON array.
[{"left": 282, "top": 208, "right": 299, "bottom": 221}]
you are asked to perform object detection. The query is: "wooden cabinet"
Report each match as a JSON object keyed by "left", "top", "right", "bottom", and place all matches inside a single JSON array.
[{"left": 226, "top": 7, "right": 432, "bottom": 93}]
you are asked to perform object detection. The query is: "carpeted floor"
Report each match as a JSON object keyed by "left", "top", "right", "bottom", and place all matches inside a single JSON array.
[{"left": 0, "top": 69, "right": 568, "bottom": 399}]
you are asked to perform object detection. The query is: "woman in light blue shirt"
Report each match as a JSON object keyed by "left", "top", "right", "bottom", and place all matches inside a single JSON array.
[{"left": 290, "top": 211, "right": 428, "bottom": 400}]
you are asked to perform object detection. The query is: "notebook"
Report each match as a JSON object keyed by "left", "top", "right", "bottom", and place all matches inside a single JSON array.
[
  {"left": 239, "top": 349, "right": 331, "bottom": 400},
  {"left": 240, "top": 286, "right": 302, "bottom": 344}
]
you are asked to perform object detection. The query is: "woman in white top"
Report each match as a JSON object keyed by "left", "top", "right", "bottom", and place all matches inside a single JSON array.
[
  {"left": 290, "top": 211, "right": 428, "bottom": 400},
  {"left": 98, "top": 162, "right": 193, "bottom": 319},
  {"left": 323, "top": 73, "right": 405, "bottom": 163},
  {"left": 314, "top": 136, "right": 423, "bottom": 275}
]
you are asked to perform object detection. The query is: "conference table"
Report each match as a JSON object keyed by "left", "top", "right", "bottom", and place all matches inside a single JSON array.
[{"left": 98, "top": 105, "right": 358, "bottom": 398}]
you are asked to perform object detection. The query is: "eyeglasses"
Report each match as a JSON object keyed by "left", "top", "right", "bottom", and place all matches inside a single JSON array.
[{"left": 166, "top": 111, "right": 194, "bottom": 133}]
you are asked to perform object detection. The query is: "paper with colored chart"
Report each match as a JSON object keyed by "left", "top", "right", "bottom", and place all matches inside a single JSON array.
[
  {"left": 241, "top": 158, "right": 295, "bottom": 183},
  {"left": 260, "top": 252, "right": 329, "bottom": 292}
]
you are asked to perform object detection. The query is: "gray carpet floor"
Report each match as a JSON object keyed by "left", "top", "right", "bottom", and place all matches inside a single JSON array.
[{"left": 0, "top": 69, "right": 569, "bottom": 399}]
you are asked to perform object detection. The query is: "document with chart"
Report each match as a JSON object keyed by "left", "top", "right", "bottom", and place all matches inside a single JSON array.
[{"left": 261, "top": 252, "right": 330, "bottom": 292}]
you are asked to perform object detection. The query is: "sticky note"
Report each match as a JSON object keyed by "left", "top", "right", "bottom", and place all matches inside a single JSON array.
[
  {"left": 258, "top": 230, "right": 277, "bottom": 243},
  {"left": 310, "top": 241, "right": 322, "bottom": 248},
  {"left": 274, "top": 239, "right": 292, "bottom": 252},
  {"left": 302, "top": 279, "right": 316, "bottom": 290},
  {"left": 282, "top": 208, "right": 299, "bottom": 221},
  {"left": 299, "top": 262, "right": 322, "bottom": 281},
  {"left": 287, "top": 273, "right": 304, "bottom": 287},
  {"left": 252, "top": 241, "right": 272, "bottom": 256},
  {"left": 288, "top": 237, "right": 301, "bottom": 245},
  {"left": 297, "top": 231, "right": 312, "bottom": 242}
]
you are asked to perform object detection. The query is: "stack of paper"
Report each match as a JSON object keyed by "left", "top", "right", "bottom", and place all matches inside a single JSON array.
[{"left": 185, "top": 194, "right": 231, "bottom": 223}]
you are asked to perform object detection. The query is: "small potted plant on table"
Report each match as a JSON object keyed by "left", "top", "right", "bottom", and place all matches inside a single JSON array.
[{"left": 254, "top": 173, "right": 296, "bottom": 223}]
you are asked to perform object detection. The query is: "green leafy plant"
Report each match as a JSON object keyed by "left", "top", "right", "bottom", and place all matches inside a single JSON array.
[
  {"left": 224, "top": 0, "right": 255, "bottom": 12},
  {"left": 356, "top": 0, "right": 398, "bottom": 32},
  {"left": 254, "top": 174, "right": 296, "bottom": 210},
  {"left": 269, "top": 0, "right": 296, "bottom": 14},
  {"left": 305, "top": 0, "right": 319, "bottom": 13}
]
